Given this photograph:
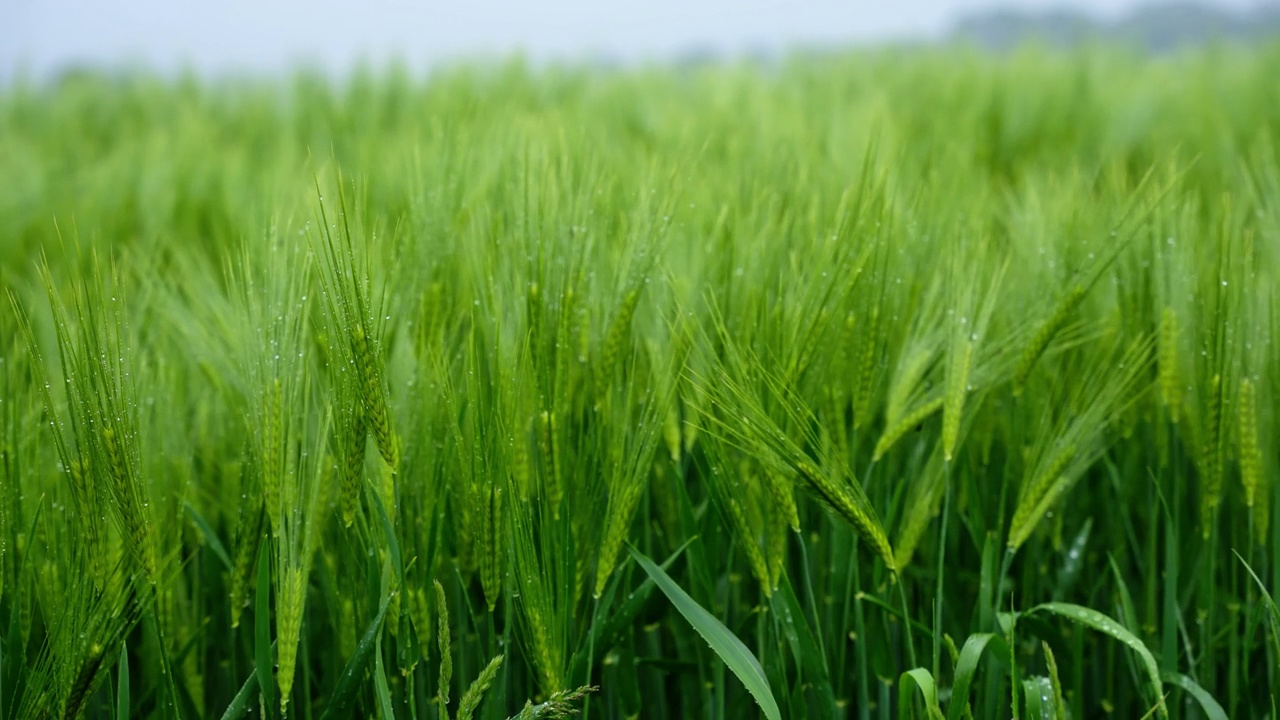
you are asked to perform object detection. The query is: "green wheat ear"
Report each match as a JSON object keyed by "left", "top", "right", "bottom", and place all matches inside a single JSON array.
[
  {"left": 337, "top": 398, "right": 367, "bottom": 528},
  {"left": 435, "top": 579, "right": 452, "bottom": 709},
  {"left": 1014, "top": 284, "right": 1086, "bottom": 393},
  {"left": 352, "top": 321, "right": 399, "bottom": 469}
]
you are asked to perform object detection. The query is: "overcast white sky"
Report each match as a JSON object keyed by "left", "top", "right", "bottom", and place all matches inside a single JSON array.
[{"left": 1, "top": 0, "right": 1274, "bottom": 79}]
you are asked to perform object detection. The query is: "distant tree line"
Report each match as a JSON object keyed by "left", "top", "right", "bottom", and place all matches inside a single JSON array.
[{"left": 952, "top": 2, "right": 1280, "bottom": 51}]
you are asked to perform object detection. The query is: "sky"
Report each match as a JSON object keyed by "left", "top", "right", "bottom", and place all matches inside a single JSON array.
[{"left": 1, "top": 0, "right": 1274, "bottom": 79}]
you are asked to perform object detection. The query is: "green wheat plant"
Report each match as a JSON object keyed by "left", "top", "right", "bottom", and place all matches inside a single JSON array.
[{"left": 1, "top": 42, "right": 1278, "bottom": 719}]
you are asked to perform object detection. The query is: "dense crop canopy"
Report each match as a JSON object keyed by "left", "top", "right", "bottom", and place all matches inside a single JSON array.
[{"left": 1, "top": 46, "right": 1278, "bottom": 718}]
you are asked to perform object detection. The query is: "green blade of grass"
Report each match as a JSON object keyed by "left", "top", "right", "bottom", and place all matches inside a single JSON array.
[
  {"left": 1107, "top": 554, "right": 1140, "bottom": 634},
  {"left": 945, "top": 632, "right": 1010, "bottom": 720},
  {"left": 318, "top": 588, "right": 396, "bottom": 720},
  {"left": 1234, "top": 549, "right": 1280, "bottom": 624},
  {"left": 1026, "top": 603, "right": 1166, "bottom": 718},
  {"left": 218, "top": 670, "right": 260, "bottom": 720},
  {"left": 185, "top": 501, "right": 233, "bottom": 572},
  {"left": 217, "top": 644, "right": 275, "bottom": 720},
  {"left": 770, "top": 572, "right": 838, "bottom": 717},
  {"left": 855, "top": 591, "right": 935, "bottom": 641},
  {"left": 898, "top": 668, "right": 944, "bottom": 720},
  {"left": 568, "top": 537, "right": 695, "bottom": 682},
  {"left": 373, "top": 634, "right": 394, "bottom": 720},
  {"left": 116, "top": 642, "right": 130, "bottom": 720},
  {"left": 1233, "top": 549, "right": 1280, "bottom": 665},
  {"left": 627, "top": 545, "right": 782, "bottom": 720},
  {"left": 1022, "top": 677, "right": 1053, "bottom": 719},
  {"left": 1160, "top": 672, "right": 1227, "bottom": 720}
]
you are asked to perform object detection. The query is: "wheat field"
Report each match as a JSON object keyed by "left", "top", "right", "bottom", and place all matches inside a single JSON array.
[{"left": 1, "top": 45, "right": 1278, "bottom": 718}]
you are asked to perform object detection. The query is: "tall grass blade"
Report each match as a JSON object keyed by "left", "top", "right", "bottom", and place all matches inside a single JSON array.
[
  {"left": 116, "top": 642, "right": 130, "bottom": 720},
  {"left": 945, "top": 633, "right": 1011, "bottom": 720},
  {"left": 771, "top": 573, "right": 838, "bottom": 717},
  {"left": 319, "top": 588, "right": 396, "bottom": 720},
  {"left": 1025, "top": 603, "right": 1166, "bottom": 717},
  {"left": 1021, "top": 677, "right": 1054, "bottom": 719},
  {"left": 372, "top": 634, "right": 394, "bottom": 720},
  {"left": 569, "top": 538, "right": 694, "bottom": 681},
  {"left": 185, "top": 501, "right": 233, "bottom": 572},
  {"left": 1160, "top": 672, "right": 1227, "bottom": 720},
  {"left": 898, "top": 668, "right": 944, "bottom": 720},
  {"left": 218, "top": 651, "right": 268, "bottom": 720},
  {"left": 628, "top": 545, "right": 782, "bottom": 720}
]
